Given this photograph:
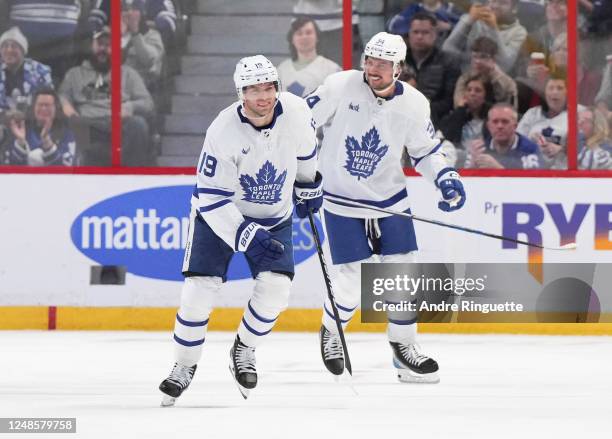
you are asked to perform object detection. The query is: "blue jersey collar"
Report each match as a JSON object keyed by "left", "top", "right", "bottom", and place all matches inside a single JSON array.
[{"left": 237, "top": 101, "right": 284, "bottom": 131}]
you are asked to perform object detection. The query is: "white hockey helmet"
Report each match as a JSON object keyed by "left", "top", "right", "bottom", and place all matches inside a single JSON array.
[
  {"left": 363, "top": 32, "right": 407, "bottom": 78},
  {"left": 233, "top": 55, "right": 280, "bottom": 100}
]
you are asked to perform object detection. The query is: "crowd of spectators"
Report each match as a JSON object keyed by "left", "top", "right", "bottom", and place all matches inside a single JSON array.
[
  {"left": 0, "top": 0, "right": 610, "bottom": 170},
  {"left": 0, "top": 0, "right": 180, "bottom": 167},
  {"left": 278, "top": 0, "right": 611, "bottom": 170}
]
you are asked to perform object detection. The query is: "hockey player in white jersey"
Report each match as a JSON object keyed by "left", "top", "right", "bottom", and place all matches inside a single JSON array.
[
  {"left": 307, "top": 32, "right": 466, "bottom": 383},
  {"left": 159, "top": 55, "right": 323, "bottom": 403}
]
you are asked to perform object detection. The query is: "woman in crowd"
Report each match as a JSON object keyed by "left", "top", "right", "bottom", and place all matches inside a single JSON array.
[
  {"left": 277, "top": 16, "right": 341, "bottom": 97},
  {"left": 3, "top": 87, "right": 76, "bottom": 166},
  {"left": 440, "top": 74, "right": 495, "bottom": 167},
  {"left": 517, "top": 75, "right": 575, "bottom": 169},
  {"left": 577, "top": 107, "right": 612, "bottom": 170}
]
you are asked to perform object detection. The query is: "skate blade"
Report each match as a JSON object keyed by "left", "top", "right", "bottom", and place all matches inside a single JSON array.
[
  {"left": 228, "top": 364, "right": 251, "bottom": 400},
  {"left": 333, "top": 370, "right": 359, "bottom": 396},
  {"left": 160, "top": 395, "right": 176, "bottom": 407},
  {"left": 397, "top": 368, "right": 440, "bottom": 384}
]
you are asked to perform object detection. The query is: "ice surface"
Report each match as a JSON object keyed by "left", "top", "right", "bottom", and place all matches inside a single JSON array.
[{"left": 0, "top": 331, "right": 610, "bottom": 439}]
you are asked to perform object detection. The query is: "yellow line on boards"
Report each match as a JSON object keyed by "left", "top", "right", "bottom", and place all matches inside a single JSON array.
[{"left": 0, "top": 307, "right": 611, "bottom": 335}]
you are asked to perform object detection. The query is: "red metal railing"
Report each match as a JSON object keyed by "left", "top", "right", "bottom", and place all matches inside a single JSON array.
[{"left": 0, "top": 0, "right": 608, "bottom": 177}]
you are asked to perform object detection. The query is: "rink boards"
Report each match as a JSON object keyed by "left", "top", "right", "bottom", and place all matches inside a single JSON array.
[{"left": 1, "top": 174, "right": 611, "bottom": 333}]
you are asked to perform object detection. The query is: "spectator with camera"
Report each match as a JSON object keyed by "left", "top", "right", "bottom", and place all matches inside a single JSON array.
[
  {"left": 3, "top": 86, "right": 75, "bottom": 166},
  {"left": 59, "top": 27, "right": 154, "bottom": 166},
  {"left": 0, "top": 27, "right": 53, "bottom": 111},
  {"left": 453, "top": 36, "right": 517, "bottom": 108},
  {"left": 443, "top": 0, "right": 528, "bottom": 73}
]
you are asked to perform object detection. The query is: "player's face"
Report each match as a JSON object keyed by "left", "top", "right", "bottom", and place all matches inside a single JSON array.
[
  {"left": 242, "top": 82, "right": 277, "bottom": 117},
  {"left": 364, "top": 57, "right": 395, "bottom": 91},
  {"left": 545, "top": 79, "right": 567, "bottom": 114},
  {"left": 292, "top": 21, "right": 317, "bottom": 55},
  {"left": 487, "top": 107, "right": 517, "bottom": 143}
]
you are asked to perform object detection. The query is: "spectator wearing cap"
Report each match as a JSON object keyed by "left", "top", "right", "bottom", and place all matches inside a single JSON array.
[
  {"left": 399, "top": 12, "right": 461, "bottom": 125},
  {"left": 121, "top": 0, "right": 165, "bottom": 89},
  {"left": 453, "top": 36, "right": 517, "bottom": 108},
  {"left": 1, "top": 0, "right": 82, "bottom": 83},
  {"left": 442, "top": 0, "right": 527, "bottom": 73},
  {"left": 0, "top": 26, "right": 53, "bottom": 111},
  {"left": 386, "top": 0, "right": 463, "bottom": 42},
  {"left": 59, "top": 28, "right": 155, "bottom": 166},
  {"left": 465, "top": 102, "right": 542, "bottom": 168}
]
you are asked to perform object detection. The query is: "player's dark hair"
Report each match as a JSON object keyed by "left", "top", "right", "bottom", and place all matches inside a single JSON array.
[{"left": 287, "top": 16, "right": 321, "bottom": 61}]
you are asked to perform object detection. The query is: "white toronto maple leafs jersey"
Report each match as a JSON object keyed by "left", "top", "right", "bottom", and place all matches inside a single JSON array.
[
  {"left": 307, "top": 70, "right": 449, "bottom": 218},
  {"left": 192, "top": 92, "right": 317, "bottom": 249}
]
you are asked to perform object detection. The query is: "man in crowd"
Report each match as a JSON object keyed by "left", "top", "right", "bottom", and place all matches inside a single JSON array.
[
  {"left": 466, "top": 103, "right": 542, "bottom": 168},
  {"left": 59, "top": 27, "right": 154, "bottom": 166}
]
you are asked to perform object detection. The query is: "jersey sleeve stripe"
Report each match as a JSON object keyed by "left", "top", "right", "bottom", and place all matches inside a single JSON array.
[
  {"left": 297, "top": 146, "right": 317, "bottom": 161},
  {"left": 199, "top": 199, "right": 232, "bottom": 213},
  {"left": 197, "top": 188, "right": 235, "bottom": 197},
  {"left": 410, "top": 142, "right": 443, "bottom": 166},
  {"left": 323, "top": 188, "right": 408, "bottom": 209}
]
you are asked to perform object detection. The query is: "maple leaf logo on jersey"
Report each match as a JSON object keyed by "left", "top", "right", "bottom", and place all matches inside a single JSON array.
[
  {"left": 239, "top": 160, "right": 287, "bottom": 205},
  {"left": 344, "top": 127, "right": 389, "bottom": 180}
]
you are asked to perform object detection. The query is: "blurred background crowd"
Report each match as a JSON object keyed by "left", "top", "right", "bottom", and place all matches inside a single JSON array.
[{"left": 0, "top": 0, "right": 610, "bottom": 170}]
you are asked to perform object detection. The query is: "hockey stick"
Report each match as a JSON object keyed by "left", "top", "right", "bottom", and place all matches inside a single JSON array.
[
  {"left": 307, "top": 210, "right": 353, "bottom": 376},
  {"left": 323, "top": 195, "right": 577, "bottom": 251}
]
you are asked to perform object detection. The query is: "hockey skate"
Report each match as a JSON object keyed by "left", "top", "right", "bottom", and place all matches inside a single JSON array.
[
  {"left": 319, "top": 325, "right": 344, "bottom": 376},
  {"left": 229, "top": 335, "right": 257, "bottom": 399},
  {"left": 159, "top": 363, "right": 197, "bottom": 406},
  {"left": 390, "top": 342, "right": 439, "bottom": 384}
]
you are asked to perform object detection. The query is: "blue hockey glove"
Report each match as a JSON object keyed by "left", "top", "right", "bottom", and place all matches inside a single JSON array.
[
  {"left": 293, "top": 171, "right": 324, "bottom": 218},
  {"left": 435, "top": 168, "right": 466, "bottom": 212},
  {"left": 236, "top": 222, "right": 285, "bottom": 268}
]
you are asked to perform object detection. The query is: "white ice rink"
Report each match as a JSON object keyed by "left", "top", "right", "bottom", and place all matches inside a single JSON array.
[{"left": 1, "top": 331, "right": 611, "bottom": 439}]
